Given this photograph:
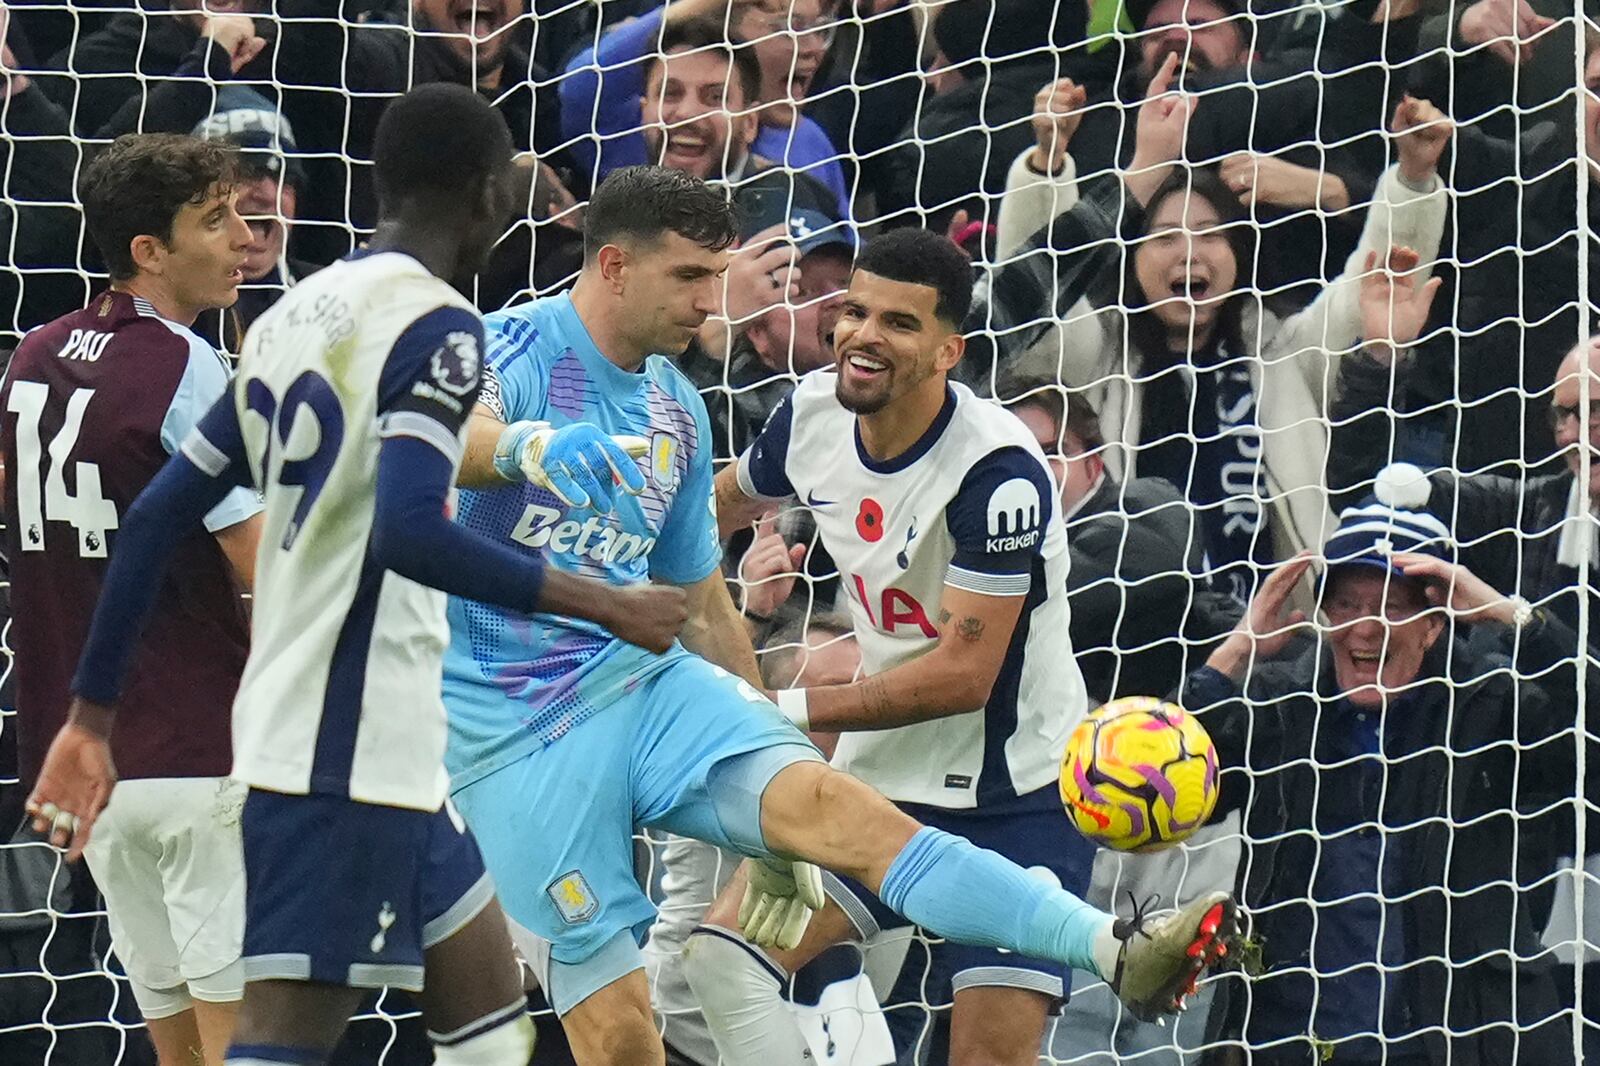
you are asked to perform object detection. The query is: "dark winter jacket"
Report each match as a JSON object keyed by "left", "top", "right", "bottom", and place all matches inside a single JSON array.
[
  {"left": 1185, "top": 617, "right": 1585, "bottom": 1066},
  {"left": 874, "top": 58, "right": 1057, "bottom": 232},
  {"left": 1401, "top": 121, "right": 1599, "bottom": 470},
  {"left": 0, "top": 83, "right": 88, "bottom": 334},
  {"left": 272, "top": 1, "right": 562, "bottom": 264},
  {"left": 1065, "top": 473, "right": 1236, "bottom": 702},
  {"left": 39, "top": 11, "right": 277, "bottom": 138},
  {"left": 1330, "top": 353, "right": 1593, "bottom": 633}
]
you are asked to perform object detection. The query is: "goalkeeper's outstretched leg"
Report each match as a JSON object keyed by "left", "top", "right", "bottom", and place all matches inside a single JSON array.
[{"left": 686, "top": 759, "right": 1235, "bottom": 1065}]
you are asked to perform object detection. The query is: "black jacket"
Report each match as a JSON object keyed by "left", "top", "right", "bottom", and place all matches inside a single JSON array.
[
  {"left": 1065, "top": 473, "right": 1237, "bottom": 702},
  {"left": 272, "top": 2, "right": 563, "bottom": 265},
  {"left": 1185, "top": 619, "right": 1583, "bottom": 1066},
  {"left": 1402, "top": 121, "right": 1598, "bottom": 470},
  {"left": 875, "top": 58, "right": 1057, "bottom": 232},
  {"left": 0, "top": 83, "right": 89, "bottom": 334},
  {"left": 40, "top": 12, "right": 277, "bottom": 137},
  {"left": 1328, "top": 359, "right": 1593, "bottom": 637}
]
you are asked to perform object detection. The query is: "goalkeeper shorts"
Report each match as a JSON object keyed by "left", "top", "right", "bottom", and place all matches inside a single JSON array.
[
  {"left": 823, "top": 785, "right": 1097, "bottom": 1010},
  {"left": 450, "top": 647, "right": 821, "bottom": 1015}
]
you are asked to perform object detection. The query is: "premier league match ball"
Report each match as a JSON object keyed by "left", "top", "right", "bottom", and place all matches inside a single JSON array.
[{"left": 1059, "top": 696, "right": 1220, "bottom": 852}]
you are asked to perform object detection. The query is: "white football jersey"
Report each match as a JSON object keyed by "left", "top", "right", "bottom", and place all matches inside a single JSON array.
[
  {"left": 738, "top": 372, "right": 1088, "bottom": 808},
  {"left": 224, "top": 253, "right": 480, "bottom": 811}
]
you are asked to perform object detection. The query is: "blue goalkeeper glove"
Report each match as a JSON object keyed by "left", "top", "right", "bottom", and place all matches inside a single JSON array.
[{"left": 493, "top": 420, "right": 649, "bottom": 513}]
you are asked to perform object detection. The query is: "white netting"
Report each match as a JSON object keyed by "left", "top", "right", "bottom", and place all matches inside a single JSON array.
[{"left": 2, "top": 0, "right": 1599, "bottom": 1063}]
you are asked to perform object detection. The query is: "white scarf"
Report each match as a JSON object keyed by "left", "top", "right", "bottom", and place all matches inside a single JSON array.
[{"left": 1556, "top": 475, "right": 1600, "bottom": 570}]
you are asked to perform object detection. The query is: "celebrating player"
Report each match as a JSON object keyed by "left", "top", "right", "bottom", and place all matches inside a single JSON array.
[
  {"left": 693, "top": 225, "right": 1232, "bottom": 1066},
  {"left": 25, "top": 85, "right": 686, "bottom": 1066},
  {"left": 446, "top": 165, "right": 1236, "bottom": 1066},
  {"left": 1, "top": 133, "right": 260, "bottom": 1066}
]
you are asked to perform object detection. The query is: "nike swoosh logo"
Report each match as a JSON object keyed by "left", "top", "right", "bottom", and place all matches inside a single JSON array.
[{"left": 804, "top": 491, "right": 835, "bottom": 507}]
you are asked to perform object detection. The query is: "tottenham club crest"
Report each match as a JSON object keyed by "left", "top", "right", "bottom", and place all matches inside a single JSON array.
[
  {"left": 649, "top": 431, "right": 680, "bottom": 492},
  {"left": 430, "top": 331, "right": 481, "bottom": 397}
]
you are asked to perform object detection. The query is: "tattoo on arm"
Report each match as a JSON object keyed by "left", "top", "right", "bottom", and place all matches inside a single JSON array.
[
  {"left": 938, "top": 608, "right": 952, "bottom": 625},
  {"left": 955, "top": 616, "right": 986, "bottom": 643},
  {"left": 862, "top": 676, "right": 893, "bottom": 717}
]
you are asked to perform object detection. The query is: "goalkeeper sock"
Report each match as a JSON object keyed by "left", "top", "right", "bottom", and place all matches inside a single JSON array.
[
  {"left": 683, "top": 927, "right": 814, "bottom": 1065},
  {"left": 878, "top": 826, "right": 1118, "bottom": 979}
]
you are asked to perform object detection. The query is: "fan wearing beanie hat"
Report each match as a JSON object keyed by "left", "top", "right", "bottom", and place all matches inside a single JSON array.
[
  {"left": 190, "top": 92, "right": 318, "bottom": 349},
  {"left": 1204, "top": 499, "right": 1544, "bottom": 707},
  {"left": 1184, "top": 510, "right": 1583, "bottom": 1063}
]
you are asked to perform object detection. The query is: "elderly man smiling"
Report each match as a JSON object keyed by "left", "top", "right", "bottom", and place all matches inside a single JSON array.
[{"left": 1185, "top": 501, "right": 1583, "bottom": 1066}]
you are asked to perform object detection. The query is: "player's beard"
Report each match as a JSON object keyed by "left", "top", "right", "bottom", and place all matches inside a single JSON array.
[
  {"left": 835, "top": 352, "right": 893, "bottom": 414},
  {"left": 836, "top": 374, "right": 889, "bottom": 414}
]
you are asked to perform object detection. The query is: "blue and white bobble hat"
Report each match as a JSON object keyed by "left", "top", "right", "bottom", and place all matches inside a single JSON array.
[
  {"left": 192, "top": 88, "right": 304, "bottom": 189},
  {"left": 1324, "top": 498, "right": 1453, "bottom": 576}
]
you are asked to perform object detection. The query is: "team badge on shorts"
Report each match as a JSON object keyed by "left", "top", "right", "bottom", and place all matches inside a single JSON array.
[
  {"left": 650, "top": 431, "right": 680, "bottom": 492},
  {"left": 548, "top": 870, "right": 599, "bottom": 924}
]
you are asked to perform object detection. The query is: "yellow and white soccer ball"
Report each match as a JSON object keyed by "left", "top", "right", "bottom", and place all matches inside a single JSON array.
[{"left": 1059, "top": 696, "right": 1220, "bottom": 852}]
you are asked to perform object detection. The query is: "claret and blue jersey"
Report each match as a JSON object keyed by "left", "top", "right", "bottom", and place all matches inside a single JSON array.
[{"left": 442, "top": 292, "right": 723, "bottom": 787}]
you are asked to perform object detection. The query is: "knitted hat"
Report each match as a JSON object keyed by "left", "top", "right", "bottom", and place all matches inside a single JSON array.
[
  {"left": 1324, "top": 499, "right": 1452, "bottom": 577},
  {"left": 193, "top": 89, "right": 304, "bottom": 189}
]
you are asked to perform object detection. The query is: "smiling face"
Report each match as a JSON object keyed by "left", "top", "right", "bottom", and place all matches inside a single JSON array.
[
  {"left": 1133, "top": 186, "right": 1239, "bottom": 347},
  {"left": 751, "top": 243, "right": 851, "bottom": 373},
  {"left": 642, "top": 47, "right": 758, "bottom": 180},
  {"left": 1138, "top": 0, "right": 1246, "bottom": 81},
  {"left": 731, "top": 0, "right": 836, "bottom": 116},
  {"left": 1323, "top": 568, "right": 1443, "bottom": 709},
  {"left": 612, "top": 230, "right": 731, "bottom": 356},
  {"left": 832, "top": 269, "right": 960, "bottom": 416},
  {"left": 414, "top": 0, "right": 523, "bottom": 71}
]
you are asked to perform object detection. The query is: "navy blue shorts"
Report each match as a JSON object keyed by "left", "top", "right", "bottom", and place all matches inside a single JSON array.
[
  {"left": 239, "top": 789, "right": 494, "bottom": 992},
  {"left": 824, "top": 786, "right": 1096, "bottom": 1008}
]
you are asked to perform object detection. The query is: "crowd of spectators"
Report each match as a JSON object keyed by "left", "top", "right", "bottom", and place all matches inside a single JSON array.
[{"left": 2, "top": 0, "right": 1600, "bottom": 1063}]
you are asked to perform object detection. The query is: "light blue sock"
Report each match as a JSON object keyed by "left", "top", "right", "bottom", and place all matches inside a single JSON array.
[{"left": 878, "top": 826, "right": 1112, "bottom": 975}]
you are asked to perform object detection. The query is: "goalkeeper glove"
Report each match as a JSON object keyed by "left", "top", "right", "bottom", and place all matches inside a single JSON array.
[
  {"left": 738, "top": 856, "right": 826, "bottom": 951},
  {"left": 493, "top": 420, "right": 649, "bottom": 513}
]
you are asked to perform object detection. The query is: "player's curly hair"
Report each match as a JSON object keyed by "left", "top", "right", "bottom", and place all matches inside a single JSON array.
[
  {"left": 854, "top": 227, "right": 974, "bottom": 328},
  {"left": 79, "top": 134, "right": 239, "bottom": 281},
  {"left": 584, "top": 166, "right": 739, "bottom": 260}
]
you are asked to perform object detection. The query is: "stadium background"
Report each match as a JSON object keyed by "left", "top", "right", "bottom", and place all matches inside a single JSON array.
[{"left": 0, "top": 0, "right": 1597, "bottom": 1062}]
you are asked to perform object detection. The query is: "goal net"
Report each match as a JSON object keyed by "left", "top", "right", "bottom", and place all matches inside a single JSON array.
[{"left": 1, "top": 0, "right": 1597, "bottom": 1062}]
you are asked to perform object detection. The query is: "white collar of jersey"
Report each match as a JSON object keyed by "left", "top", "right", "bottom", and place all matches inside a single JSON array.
[
  {"left": 130, "top": 295, "right": 160, "bottom": 319},
  {"left": 853, "top": 385, "right": 957, "bottom": 474}
]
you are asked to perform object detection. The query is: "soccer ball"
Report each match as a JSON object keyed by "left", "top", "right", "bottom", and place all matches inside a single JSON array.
[{"left": 1059, "top": 696, "right": 1220, "bottom": 852}]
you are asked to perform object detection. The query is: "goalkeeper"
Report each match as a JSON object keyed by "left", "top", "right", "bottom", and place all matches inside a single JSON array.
[{"left": 440, "top": 165, "right": 1235, "bottom": 1066}]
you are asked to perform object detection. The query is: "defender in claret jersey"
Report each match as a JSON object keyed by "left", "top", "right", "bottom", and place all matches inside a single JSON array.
[
  {"left": 0, "top": 133, "right": 261, "bottom": 1066},
  {"left": 25, "top": 86, "right": 686, "bottom": 1066}
]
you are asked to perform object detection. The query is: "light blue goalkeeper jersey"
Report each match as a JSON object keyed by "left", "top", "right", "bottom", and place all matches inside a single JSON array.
[{"left": 441, "top": 293, "right": 722, "bottom": 788}]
